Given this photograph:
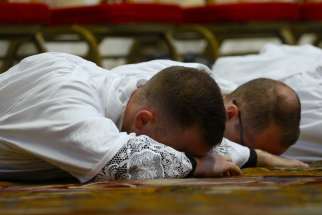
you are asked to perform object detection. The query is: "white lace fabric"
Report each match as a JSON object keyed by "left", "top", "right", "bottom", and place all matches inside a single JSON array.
[{"left": 93, "top": 135, "right": 193, "bottom": 181}]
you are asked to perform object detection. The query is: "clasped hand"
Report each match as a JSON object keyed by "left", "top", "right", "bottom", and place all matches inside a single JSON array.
[{"left": 193, "top": 152, "right": 242, "bottom": 177}]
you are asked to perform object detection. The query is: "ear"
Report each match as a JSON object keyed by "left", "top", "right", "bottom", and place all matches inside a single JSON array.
[
  {"left": 225, "top": 103, "right": 239, "bottom": 120},
  {"left": 133, "top": 109, "right": 155, "bottom": 132}
]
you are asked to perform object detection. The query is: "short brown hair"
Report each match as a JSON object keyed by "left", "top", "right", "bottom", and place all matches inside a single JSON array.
[
  {"left": 226, "top": 78, "right": 301, "bottom": 147},
  {"left": 141, "top": 66, "right": 226, "bottom": 147}
]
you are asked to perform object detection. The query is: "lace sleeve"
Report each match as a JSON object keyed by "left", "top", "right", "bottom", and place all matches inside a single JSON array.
[{"left": 93, "top": 135, "right": 193, "bottom": 181}]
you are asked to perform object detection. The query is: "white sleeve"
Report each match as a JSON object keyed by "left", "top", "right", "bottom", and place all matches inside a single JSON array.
[
  {"left": 214, "top": 138, "right": 257, "bottom": 168},
  {"left": 93, "top": 135, "right": 193, "bottom": 181}
]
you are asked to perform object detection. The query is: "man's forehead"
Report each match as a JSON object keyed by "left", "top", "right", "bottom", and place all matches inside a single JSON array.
[{"left": 174, "top": 126, "right": 211, "bottom": 157}]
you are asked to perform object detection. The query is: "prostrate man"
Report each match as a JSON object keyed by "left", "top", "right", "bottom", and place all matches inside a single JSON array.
[
  {"left": 223, "top": 78, "right": 301, "bottom": 155},
  {"left": 0, "top": 52, "right": 240, "bottom": 183},
  {"left": 212, "top": 44, "right": 322, "bottom": 163},
  {"left": 220, "top": 78, "right": 308, "bottom": 168},
  {"left": 109, "top": 57, "right": 308, "bottom": 169}
]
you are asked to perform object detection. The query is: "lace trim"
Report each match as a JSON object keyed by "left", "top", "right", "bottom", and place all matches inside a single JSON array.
[{"left": 93, "top": 135, "right": 192, "bottom": 181}]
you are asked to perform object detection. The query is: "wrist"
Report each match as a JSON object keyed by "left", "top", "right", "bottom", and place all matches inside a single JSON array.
[
  {"left": 185, "top": 153, "right": 198, "bottom": 177},
  {"left": 242, "top": 148, "right": 258, "bottom": 168},
  {"left": 192, "top": 157, "right": 202, "bottom": 177}
]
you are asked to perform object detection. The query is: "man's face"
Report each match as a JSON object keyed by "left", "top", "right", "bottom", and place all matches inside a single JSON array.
[
  {"left": 150, "top": 125, "right": 212, "bottom": 158},
  {"left": 243, "top": 124, "right": 288, "bottom": 155},
  {"left": 224, "top": 101, "right": 288, "bottom": 155}
]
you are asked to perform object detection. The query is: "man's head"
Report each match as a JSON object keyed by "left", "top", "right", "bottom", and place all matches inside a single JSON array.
[
  {"left": 122, "top": 66, "right": 226, "bottom": 157},
  {"left": 224, "top": 78, "right": 301, "bottom": 155}
]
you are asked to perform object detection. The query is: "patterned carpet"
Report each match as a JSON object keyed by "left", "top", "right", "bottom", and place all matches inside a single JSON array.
[{"left": 1, "top": 163, "right": 322, "bottom": 215}]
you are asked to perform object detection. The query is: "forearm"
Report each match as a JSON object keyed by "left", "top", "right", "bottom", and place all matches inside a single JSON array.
[
  {"left": 255, "top": 149, "right": 274, "bottom": 167},
  {"left": 215, "top": 139, "right": 308, "bottom": 169},
  {"left": 255, "top": 149, "right": 309, "bottom": 168},
  {"left": 93, "top": 135, "right": 195, "bottom": 181}
]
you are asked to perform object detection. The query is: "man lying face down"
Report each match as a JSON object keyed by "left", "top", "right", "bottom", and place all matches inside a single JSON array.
[
  {"left": 0, "top": 53, "right": 240, "bottom": 183},
  {"left": 220, "top": 78, "right": 307, "bottom": 167},
  {"left": 212, "top": 44, "right": 322, "bottom": 163},
  {"left": 224, "top": 78, "right": 301, "bottom": 154}
]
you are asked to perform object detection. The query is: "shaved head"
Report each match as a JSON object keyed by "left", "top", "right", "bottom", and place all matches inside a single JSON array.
[{"left": 226, "top": 78, "right": 301, "bottom": 151}]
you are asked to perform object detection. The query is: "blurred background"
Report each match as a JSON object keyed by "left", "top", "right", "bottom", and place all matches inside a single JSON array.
[{"left": 0, "top": 0, "right": 321, "bottom": 72}]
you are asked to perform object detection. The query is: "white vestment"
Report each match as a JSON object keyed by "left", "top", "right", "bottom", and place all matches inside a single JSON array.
[
  {"left": 212, "top": 44, "right": 322, "bottom": 162},
  {"left": 0, "top": 52, "right": 251, "bottom": 182},
  {"left": 0, "top": 53, "right": 201, "bottom": 182}
]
